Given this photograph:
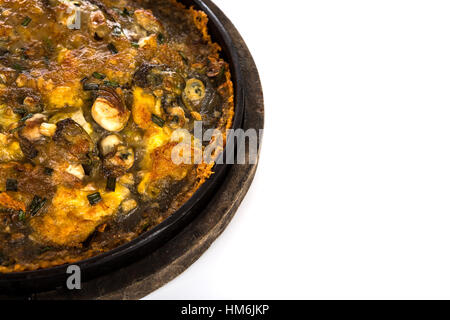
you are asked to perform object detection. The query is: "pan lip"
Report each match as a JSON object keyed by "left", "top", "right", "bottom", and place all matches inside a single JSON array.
[{"left": 0, "top": 0, "right": 245, "bottom": 283}]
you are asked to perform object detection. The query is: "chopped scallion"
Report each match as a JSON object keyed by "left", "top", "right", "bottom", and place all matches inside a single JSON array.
[
  {"left": 40, "top": 246, "right": 52, "bottom": 253},
  {"left": 119, "top": 152, "right": 131, "bottom": 160},
  {"left": 87, "top": 192, "right": 102, "bottom": 206},
  {"left": 157, "top": 33, "right": 164, "bottom": 44},
  {"left": 21, "top": 17, "right": 32, "bottom": 27},
  {"left": 12, "top": 107, "right": 27, "bottom": 115},
  {"left": 103, "top": 80, "right": 120, "bottom": 88},
  {"left": 43, "top": 38, "right": 53, "bottom": 52},
  {"left": 92, "top": 72, "right": 106, "bottom": 80},
  {"left": 106, "top": 177, "right": 116, "bottom": 192},
  {"left": 28, "top": 196, "right": 47, "bottom": 216},
  {"left": 179, "top": 51, "right": 188, "bottom": 65},
  {"left": 9, "top": 124, "right": 25, "bottom": 133},
  {"left": 151, "top": 114, "right": 165, "bottom": 127},
  {"left": 82, "top": 163, "right": 92, "bottom": 176},
  {"left": 107, "top": 43, "right": 118, "bottom": 54},
  {"left": 6, "top": 179, "right": 18, "bottom": 192},
  {"left": 20, "top": 113, "right": 34, "bottom": 122},
  {"left": 11, "top": 63, "right": 26, "bottom": 72},
  {"left": 18, "top": 210, "right": 26, "bottom": 222}
]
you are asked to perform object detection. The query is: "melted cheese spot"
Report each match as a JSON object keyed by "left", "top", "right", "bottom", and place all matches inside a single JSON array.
[
  {"left": 48, "top": 85, "right": 84, "bottom": 109},
  {"left": 31, "top": 183, "right": 130, "bottom": 246},
  {"left": 0, "top": 105, "right": 20, "bottom": 130},
  {"left": 0, "top": 133, "right": 23, "bottom": 162},
  {"left": 132, "top": 87, "right": 162, "bottom": 129}
]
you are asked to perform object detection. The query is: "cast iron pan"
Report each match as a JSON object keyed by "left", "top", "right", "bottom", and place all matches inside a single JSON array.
[{"left": 0, "top": 0, "right": 245, "bottom": 294}]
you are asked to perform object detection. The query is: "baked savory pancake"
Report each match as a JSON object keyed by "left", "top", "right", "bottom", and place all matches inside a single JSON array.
[{"left": 0, "top": 0, "right": 233, "bottom": 272}]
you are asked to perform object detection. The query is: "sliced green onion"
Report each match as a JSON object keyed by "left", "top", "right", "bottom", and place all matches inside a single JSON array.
[
  {"left": 9, "top": 124, "right": 25, "bottom": 134},
  {"left": 20, "top": 113, "right": 34, "bottom": 122},
  {"left": 87, "top": 192, "right": 102, "bottom": 206},
  {"left": 11, "top": 63, "right": 26, "bottom": 72},
  {"left": 6, "top": 179, "right": 18, "bottom": 192},
  {"left": 103, "top": 80, "right": 120, "bottom": 88},
  {"left": 21, "top": 17, "right": 32, "bottom": 27},
  {"left": 106, "top": 177, "right": 116, "bottom": 192},
  {"left": 12, "top": 107, "right": 27, "bottom": 115},
  {"left": 107, "top": 43, "right": 118, "bottom": 54},
  {"left": 151, "top": 114, "right": 165, "bottom": 127},
  {"left": 82, "top": 163, "right": 92, "bottom": 176},
  {"left": 122, "top": 7, "right": 131, "bottom": 16},
  {"left": 40, "top": 246, "right": 52, "bottom": 253},
  {"left": 18, "top": 210, "right": 26, "bottom": 222},
  {"left": 119, "top": 152, "right": 131, "bottom": 160},
  {"left": 131, "top": 42, "right": 139, "bottom": 49},
  {"left": 179, "top": 51, "right": 188, "bottom": 65},
  {"left": 141, "top": 222, "right": 151, "bottom": 232},
  {"left": 43, "top": 38, "right": 53, "bottom": 52},
  {"left": 216, "top": 66, "right": 225, "bottom": 80},
  {"left": 92, "top": 72, "right": 106, "bottom": 80},
  {"left": 157, "top": 33, "right": 164, "bottom": 44},
  {"left": 28, "top": 196, "right": 47, "bottom": 216}
]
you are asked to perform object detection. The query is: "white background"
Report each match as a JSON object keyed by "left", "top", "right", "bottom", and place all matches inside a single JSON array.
[{"left": 147, "top": 0, "right": 450, "bottom": 299}]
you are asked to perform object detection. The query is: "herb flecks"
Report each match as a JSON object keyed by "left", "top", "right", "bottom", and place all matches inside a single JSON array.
[
  {"left": 9, "top": 124, "right": 25, "bottom": 134},
  {"left": 151, "top": 114, "right": 165, "bottom": 127},
  {"left": 28, "top": 196, "right": 47, "bottom": 216},
  {"left": 122, "top": 8, "right": 131, "bottom": 16},
  {"left": 157, "top": 33, "right": 164, "bottom": 45},
  {"left": 11, "top": 63, "right": 26, "bottom": 72},
  {"left": 21, "top": 17, "right": 32, "bottom": 27},
  {"left": 103, "top": 80, "right": 120, "bottom": 88},
  {"left": 20, "top": 113, "right": 34, "bottom": 122},
  {"left": 18, "top": 210, "right": 26, "bottom": 222},
  {"left": 44, "top": 167, "right": 54, "bottom": 176},
  {"left": 107, "top": 43, "right": 118, "bottom": 54},
  {"left": 92, "top": 72, "right": 106, "bottom": 80},
  {"left": 6, "top": 179, "right": 18, "bottom": 192},
  {"left": 87, "top": 192, "right": 102, "bottom": 206},
  {"left": 106, "top": 177, "right": 116, "bottom": 192}
]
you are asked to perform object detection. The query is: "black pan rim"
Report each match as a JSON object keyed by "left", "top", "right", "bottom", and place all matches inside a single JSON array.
[{"left": 0, "top": 0, "right": 245, "bottom": 287}]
